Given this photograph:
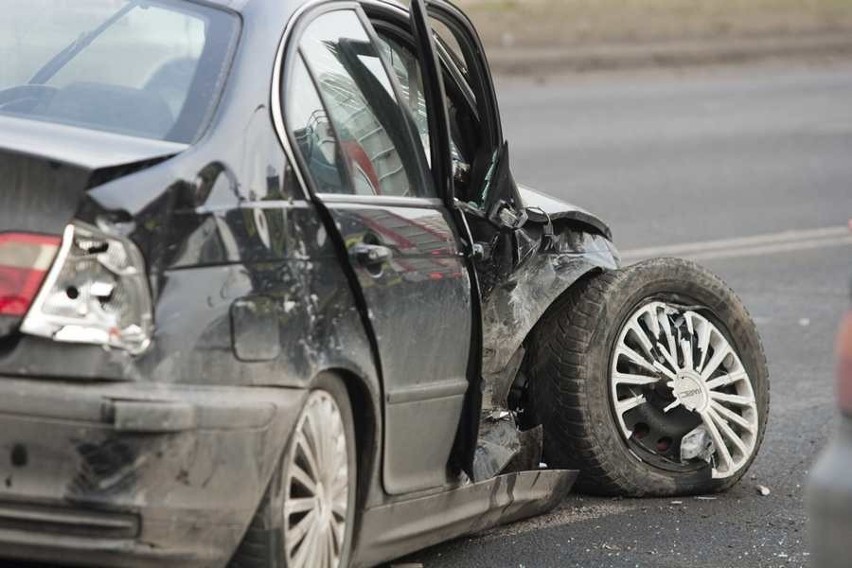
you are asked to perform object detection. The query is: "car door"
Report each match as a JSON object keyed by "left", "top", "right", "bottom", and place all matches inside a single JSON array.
[{"left": 279, "top": 5, "right": 474, "bottom": 495}]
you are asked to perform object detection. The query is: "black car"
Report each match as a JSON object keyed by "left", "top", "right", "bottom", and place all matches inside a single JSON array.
[{"left": 0, "top": 0, "right": 770, "bottom": 566}]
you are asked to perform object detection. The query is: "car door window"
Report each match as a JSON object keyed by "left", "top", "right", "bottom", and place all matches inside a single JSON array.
[
  {"left": 288, "top": 56, "right": 350, "bottom": 195},
  {"left": 376, "top": 36, "right": 430, "bottom": 162},
  {"left": 375, "top": 33, "right": 478, "bottom": 197},
  {"left": 289, "top": 10, "right": 433, "bottom": 198}
]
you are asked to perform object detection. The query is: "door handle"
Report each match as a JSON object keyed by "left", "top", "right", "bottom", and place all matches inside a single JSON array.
[{"left": 350, "top": 243, "right": 392, "bottom": 273}]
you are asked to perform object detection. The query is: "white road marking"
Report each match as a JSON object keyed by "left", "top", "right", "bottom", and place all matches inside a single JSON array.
[{"left": 620, "top": 226, "right": 852, "bottom": 263}]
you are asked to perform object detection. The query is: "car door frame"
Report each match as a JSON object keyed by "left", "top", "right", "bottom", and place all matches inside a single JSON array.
[
  {"left": 365, "top": 0, "right": 521, "bottom": 479},
  {"left": 271, "top": 0, "right": 484, "bottom": 493}
]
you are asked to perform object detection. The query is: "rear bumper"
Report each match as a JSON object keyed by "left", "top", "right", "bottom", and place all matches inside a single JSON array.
[
  {"left": 0, "top": 376, "right": 307, "bottom": 567},
  {"left": 808, "top": 416, "right": 852, "bottom": 568}
]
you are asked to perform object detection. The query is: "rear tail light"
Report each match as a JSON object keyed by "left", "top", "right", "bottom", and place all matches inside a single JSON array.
[
  {"left": 0, "top": 233, "right": 61, "bottom": 317},
  {"left": 838, "top": 309, "right": 852, "bottom": 414},
  {"left": 20, "top": 222, "right": 153, "bottom": 355}
]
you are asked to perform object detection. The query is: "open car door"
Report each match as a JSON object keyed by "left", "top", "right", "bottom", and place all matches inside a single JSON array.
[{"left": 409, "top": 0, "right": 486, "bottom": 479}]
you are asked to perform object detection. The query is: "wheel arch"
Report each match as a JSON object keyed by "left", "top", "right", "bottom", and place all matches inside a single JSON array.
[
  {"left": 481, "top": 227, "right": 619, "bottom": 378},
  {"left": 513, "top": 266, "right": 607, "bottom": 413},
  {"left": 526, "top": 266, "right": 607, "bottom": 348}
]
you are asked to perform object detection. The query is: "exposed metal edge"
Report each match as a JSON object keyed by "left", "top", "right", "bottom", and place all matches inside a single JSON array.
[{"left": 353, "top": 469, "right": 577, "bottom": 566}]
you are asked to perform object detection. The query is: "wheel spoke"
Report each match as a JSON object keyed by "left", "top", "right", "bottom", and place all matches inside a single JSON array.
[
  {"left": 615, "top": 345, "right": 659, "bottom": 375},
  {"left": 332, "top": 470, "right": 349, "bottom": 502},
  {"left": 290, "top": 463, "right": 317, "bottom": 495},
  {"left": 296, "top": 520, "right": 320, "bottom": 568},
  {"left": 658, "top": 310, "right": 678, "bottom": 363},
  {"left": 318, "top": 525, "right": 329, "bottom": 568},
  {"left": 325, "top": 521, "right": 338, "bottom": 567},
  {"left": 298, "top": 431, "right": 321, "bottom": 480},
  {"left": 627, "top": 321, "right": 655, "bottom": 358},
  {"left": 285, "top": 497, "right": 317, "bottom": 516},
  {"left": 710, "top": 391, "right": 755, "bottom": 407},
  {"left": 696, "top": 319, "right": 712, "bottom": 370},
  {"left": 705, "top": 369, "right": 747, "bottom": 391},
  {"left": 330, "top": 513, "right": 344, "bottom": 550},
  {"left": 653, "top": 360, "right": 678, "bottom": 380},
  {"left": 615, "top": 393, "right": 646, "bottom": 415},
  {"left": 700, "top": 409, "right": 734, "bottom": 473},
  {"left": 710, "top": 400, "right": 755, "bottom": 432},
  {"left": 656, "top": 342, "right": 680, "bottom": 373},
  {"left": 679, "top": 338, "right": 694, "bottom": 371},
  {"left": 613, "top": 370, "right": 659, "bottom": 386},
  {"left": 684, "top": 311, "right": 695, "bottom": 336},
  {"left": 642, "top": 309, "right": 661, "bottom": 339},
  {"left": 700, "top": 342, "right": 732, "bottom": 380},
  {"left": 708, "top": 407, "right": 748, "bottom": 457},
  {"left": 287, "top": 509, "right": 317, "bottom": 552},
  {"left": 302, "top": 415, "right": 323, "bottom": 476}
]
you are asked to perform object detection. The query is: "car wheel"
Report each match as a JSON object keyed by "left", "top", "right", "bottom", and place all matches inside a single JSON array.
[
  {"left": 528, "top": 258, "right": 769, "bottom": 496},
  {"left": 230, "top": 375, "right": 356, "bottom": 567}
]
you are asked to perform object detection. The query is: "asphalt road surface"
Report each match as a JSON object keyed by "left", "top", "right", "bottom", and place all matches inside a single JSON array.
[{"left": 408, "top": 62, "right": 852, "bottom": 567}]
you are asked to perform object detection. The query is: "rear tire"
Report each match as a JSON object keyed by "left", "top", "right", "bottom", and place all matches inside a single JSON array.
[
  {"left": 230, "top": 374, "right": 357, "bottom": 567},
  {"left": 528, "top": 258, "right": 769, "bottom": 496}
]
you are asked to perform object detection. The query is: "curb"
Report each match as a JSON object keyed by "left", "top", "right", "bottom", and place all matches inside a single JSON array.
[{"left": 484, "top": 32, "right": 852, "bottom": 75}]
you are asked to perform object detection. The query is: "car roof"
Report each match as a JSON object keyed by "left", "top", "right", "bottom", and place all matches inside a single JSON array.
[{"left": 200, "top": 0, "right": 406, "bottom": 15}]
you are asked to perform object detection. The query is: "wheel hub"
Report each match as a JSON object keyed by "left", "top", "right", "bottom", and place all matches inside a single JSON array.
[{"left": 670, "top": 371, "right": 708, "bottom": 412}]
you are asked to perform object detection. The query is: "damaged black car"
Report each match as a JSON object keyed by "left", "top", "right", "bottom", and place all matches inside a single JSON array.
[{"left": 0, "top": 0, "right": 769, "bottom": 566}]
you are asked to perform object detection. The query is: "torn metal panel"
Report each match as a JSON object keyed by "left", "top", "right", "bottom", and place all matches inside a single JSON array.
[
  {"left": 473, "top": 415, "right": 522, "bottom": 481},
  {"left": 470, "top": 190, "right": 618, "bottom": 486},
  {"left": 519, "top": 185, "right": 613, "bottom": 240},
  {"left": 483, "top": 345, "right": 526, "bottom": 412},
  {"left": 481, "top": 228, "right": 619, "bottom": 377}
]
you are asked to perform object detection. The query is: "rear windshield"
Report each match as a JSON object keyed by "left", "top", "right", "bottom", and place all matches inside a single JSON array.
[{"left": 0, "top": 0, "right": 238, "bottom": 143}]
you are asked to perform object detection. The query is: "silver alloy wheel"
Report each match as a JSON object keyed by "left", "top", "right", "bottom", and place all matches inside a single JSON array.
[
  {"left": 283, "top": 390, "right": 350, "bottom": 568},
  {"left": 610, "top": 301, "right": 759, "bottom": 479}
]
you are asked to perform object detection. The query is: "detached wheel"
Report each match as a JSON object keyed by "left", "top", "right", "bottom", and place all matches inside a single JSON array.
[
  {"left": 528, "top": 258, "right": 769, "bottom": 496},
  {"left": 231, "top": 375, "right": 356, "bottom": 568}
]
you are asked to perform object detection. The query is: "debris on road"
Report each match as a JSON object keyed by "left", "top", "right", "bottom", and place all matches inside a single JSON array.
[{"left": 757, "top": 485, "right": 772, "bottom": 496}]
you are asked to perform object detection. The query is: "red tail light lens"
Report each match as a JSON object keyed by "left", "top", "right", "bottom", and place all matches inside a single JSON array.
[
  {"left": 838, "top": 310, "right": 852, "bottom": 414},
  {"left": 0, "top": 233, "right": 61, "bottom": 317}
]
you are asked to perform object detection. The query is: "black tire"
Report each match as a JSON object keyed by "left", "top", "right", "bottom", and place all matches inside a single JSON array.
[
  {"left": 527, "top": 258, "right": 769, "bottom": 497},
  {"left": 230, "top": 374, "right": 358, "bottom": 567}
]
